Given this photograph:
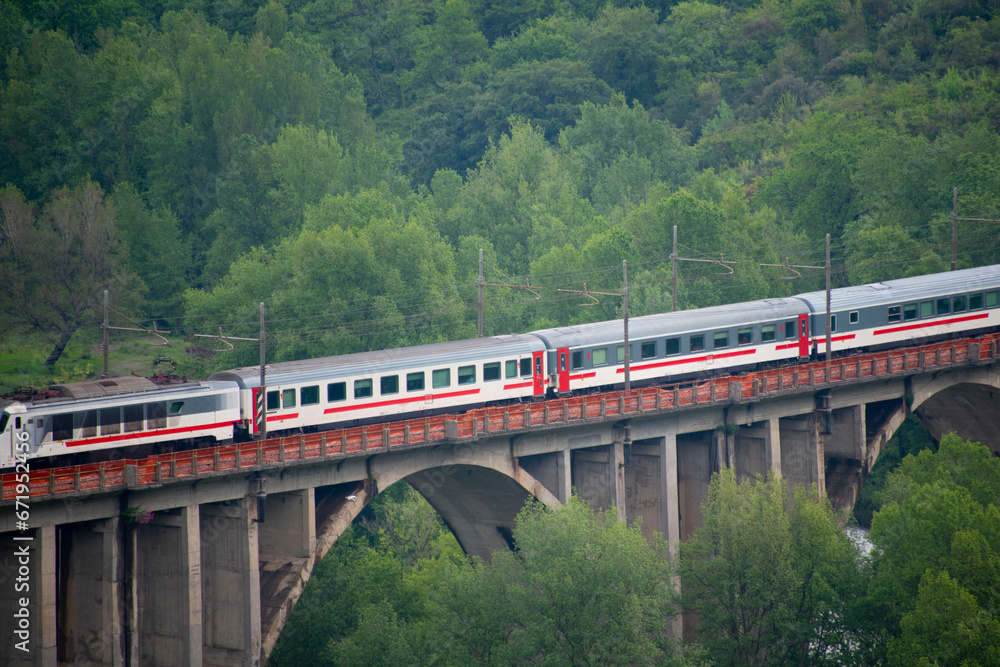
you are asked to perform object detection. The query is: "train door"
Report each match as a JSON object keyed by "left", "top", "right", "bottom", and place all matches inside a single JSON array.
[
  {"left": 797, "top": 313, "right": 810, "bottom": 357},
  {"left": 556, "top": 348, "right": 570, "bottom": 393},
  {"left": 532, "top": 351, "right": 545, "bottom": 396}
]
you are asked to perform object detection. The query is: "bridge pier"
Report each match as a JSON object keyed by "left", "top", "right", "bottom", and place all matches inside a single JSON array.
[
  {"left": 200, "top": 500, "right": 261, "bottom": 667},
  {"left": 0, "top": 525, "right": 56, "bottom": 665},
  {"left": 134, "top": 504, "right": 202, "bottom": 666},
  {"left": 56, "top": 517, "right": 123, "bottom": 665}
]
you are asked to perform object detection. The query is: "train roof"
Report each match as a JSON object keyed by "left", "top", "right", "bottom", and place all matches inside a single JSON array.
[
  {"left": 210, "top": 334, "right": 546, "bottom": 388},
  {"left": 529, "top": 298, "right": 808, "bottom": 349},
  {"left": 794, "top": 264, "right": 1000, "bottom": 312},
  {"left": 0, "top": 376, "right": 227, "bottom": 412}
]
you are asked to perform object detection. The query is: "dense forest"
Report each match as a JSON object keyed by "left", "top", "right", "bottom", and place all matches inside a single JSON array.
[{"left": 0, "top": 0, "right": 998, "bottom": 378}]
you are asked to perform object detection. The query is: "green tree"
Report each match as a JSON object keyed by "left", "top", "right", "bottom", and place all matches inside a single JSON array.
[
  {"left": 111, "top": 182, "right": 192, "bottom": 321},
  {"left": 0, "top": 178, "right": 141, "bottom": 365},
  {"left": 867, "top": 434, "right": 1000, "bottom": 663},
  {"left": 680, "top": 469, "right": 864, "bottom": 666},
  {"left": 428, "top": 496, "right": 688, "bottom": 666},
  {"left": 582, "top": 5, "right": 668, "bottom": 109},
  {"left": 560, "top": 96, "right": 695, "bottom": 203}
]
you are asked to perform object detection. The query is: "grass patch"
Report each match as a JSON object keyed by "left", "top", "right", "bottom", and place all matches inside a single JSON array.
[{"left": 0, "top": 329, "right": 214, "bottom": 394}]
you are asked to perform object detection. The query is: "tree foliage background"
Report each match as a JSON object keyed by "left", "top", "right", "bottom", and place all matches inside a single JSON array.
[{"left": 1, "top": 0, "right": 998, "bottom": 372}]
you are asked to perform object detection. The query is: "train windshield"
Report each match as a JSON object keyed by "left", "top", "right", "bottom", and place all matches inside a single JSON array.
[{"left": 0, "top": 412, "right": 8, "bottom": 434}]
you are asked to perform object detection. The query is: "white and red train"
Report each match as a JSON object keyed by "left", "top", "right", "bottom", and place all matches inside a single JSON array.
[{"left": 3, "top": 264, "right": 999, "bottom": 469}]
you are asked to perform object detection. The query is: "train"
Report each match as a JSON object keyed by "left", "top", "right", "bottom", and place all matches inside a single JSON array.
[{"left": 3, "top": 264, "right": 999, "bottom": 469}]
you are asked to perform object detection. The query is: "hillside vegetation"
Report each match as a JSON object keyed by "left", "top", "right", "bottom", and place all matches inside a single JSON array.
[{"left": 1, "top": 0, "right": 998, "bottom": 380}]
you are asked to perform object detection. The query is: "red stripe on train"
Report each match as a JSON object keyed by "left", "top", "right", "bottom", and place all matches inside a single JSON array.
[
  {"left": 874, "top": 312, "right": 989, "bottom": 336},
  {"left": 323, "top": 388, "right": 481, "bottom": 415},
  {"left": 65, "top": 420, "right": 236, "bottom": 448},
  {"left": 617, "top": 348, "right": 756, "bottom": 373}
]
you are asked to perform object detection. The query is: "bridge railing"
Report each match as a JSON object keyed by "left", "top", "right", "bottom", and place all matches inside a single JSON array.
[{"left": 3, "top": 334, "right": 996, "bottom": 503}]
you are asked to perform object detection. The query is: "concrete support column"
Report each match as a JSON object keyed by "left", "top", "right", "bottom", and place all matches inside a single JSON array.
[
  {"left": 556, "top": 449, "right": 572, "bottom": 504},
  {"left": 658, "top": 430, "right": 681, "bottom": 555},
  {"left": 1, "top": 526, "right": 54, "bottom": 666},
  {"left": 201, "top": 499, "right": 261, "bottom": 667},
  {"left": 714, "top": 429, "right": 727, "bottom": 473},
  {"left": 39, "top": 525, "right": 57, "bottom": 666},
  {"left": 183, "top": 506, "right": 203, "bottom": 667},
  {"left": 811, "top": 415, "right": 826, "bottom": 498},
  {"left": 57, "top": 521, "right": 110, "bottom": 664},
  {"left": 766, "top": 418, "right": 782, "bottom": 477},
  {"left": 611, "top": 440, "right": 626, "bottom": 520},
  {"left": 135, "top": 505, "right": 201, "bottom": 667},
  {"left": 103, "top": 516, "right": 124, "bottom": 667}
]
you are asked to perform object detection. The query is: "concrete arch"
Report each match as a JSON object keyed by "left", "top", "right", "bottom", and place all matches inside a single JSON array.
[
  {"left": 909, "top": 366, "right": 1000, "bottom": 453},
  {"left": 371, "top": 439, "right": 563, "bottom": 561},
  {"left": 264, "top": 441, "right": 562, "bottom": 657}
]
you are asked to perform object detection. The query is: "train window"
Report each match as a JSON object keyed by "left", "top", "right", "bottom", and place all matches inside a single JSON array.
[
  {"left": 301, "top": 385, "right": 320, "bottom": 406},
  {"left": 505, "top": 360, "right": 518, "bottom": 378},
  {"left": 830, "top": 315, "right": 837, "bottom": 332},
  {"left": 761, "top": 326, "right": 775, "bottom": 343},
  {"left": 458, "top": 366, "right": 476, "bottom": 385},
  {"left": 283, "top": 389, "right": 296, "bottom": 408},
  {"left": 713, "top": 331, "right": 729, "bottom": 349},
  {"left": 641, "top": 342, "right": 657, "bottom": 360},
  {"left": 690, "top": 335, "right": 705, "bottom": 352},
  {"left": 953, "top": 295, "right": 967, "bottom": 313},
  {"left": 381, "top": 376, "right": 399, "bottom": 395},
  {"left": 328, "top": 382, "right": 346, "bottom": 402},
  {"left": 571, "top": 352, "right": 584, "bottom": 370},
  {"left": 937, "top": 298, "right": 950, "bottom": 315},
  {"left": 616, "top": 345, "right": 626, "bottom": 363},
  {"left": 124, "top": 405, "right": 143, "bottom": 433},
  {"left": 785, "top": 321, "right": 796, "bottom": 339},
  {"left": 147, "top": 403, "right": 166, "bottom": 429},
  {"left": 987, "top": 291, "right": 999, "bottom": 308},
  {"left": 666, "top": 338, "right": 681, "bottom": 355},
  {"left": 53, "top": 413, "right": 73, "bottom": 440},
  {"left": 903, "top": 304, "right": 917, "bottom": 321},
  {"left": 520, "top": 358, "right": 532, "bottom": 377},
  {"left": 170, "top": 401, "right": 185, "bottom": 415},
  {"left": 850, "top": 311, "right": 859, "bottom": 325},
  {"left": 737, "top": 328, "right": 752, "bottom": 345},
  {"left": 593, "top": 348, "right": 609, "bottom": 366},
  {"left": 920, "top": 301, "right": 934, "bottom": 318},
  {"left": 266, "top": 391, "right": 280, "bottom": 410},
  {"left": 407, "top": 372, "right": 425, "bottom": 392},
  {"left": 81, "top": 410, "right": 97, "bottom": 437},
  {"left": 484, "top": 362, "right": 502, "bottom": 381},
  {"left": 970, "top": 294, "right": 983, "bottom": 310},
  {"left": 887, "top": 305, "right": 902, "bottom": 323},
  {"left": 433, "top": 369, "right": 451, "bottom": 388},
  {"left": 100, "top": 407, "right": 121, "bottom": 435},
  {"left": 354, "top": 379, "right": 373, "bottom": 399}
]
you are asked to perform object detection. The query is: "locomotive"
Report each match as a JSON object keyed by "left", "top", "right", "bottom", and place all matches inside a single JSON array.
[{"left": 3, "top": 264, "right": 999, "bottom": 469}]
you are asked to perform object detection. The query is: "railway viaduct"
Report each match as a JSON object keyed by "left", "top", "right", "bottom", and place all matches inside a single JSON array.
[{"left": 1, "top": 335, "right": 999, "bottom": 666}]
